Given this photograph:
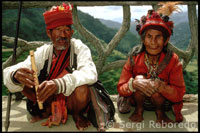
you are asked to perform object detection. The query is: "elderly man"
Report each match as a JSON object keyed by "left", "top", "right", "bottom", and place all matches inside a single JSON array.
[
  {"left": 3, "top": 3, "right": 97, "bottom": 130},
  {"left": 117, "top": 2, "right": 185, "bottom": 124}
]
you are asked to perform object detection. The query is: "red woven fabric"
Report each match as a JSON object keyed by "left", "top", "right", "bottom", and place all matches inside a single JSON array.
[
  {"left": 43, "top": 47, "right": 70, "bottom": 127},
  {"left": 43, "top": 3, "right": 73, "bottom": 30}
]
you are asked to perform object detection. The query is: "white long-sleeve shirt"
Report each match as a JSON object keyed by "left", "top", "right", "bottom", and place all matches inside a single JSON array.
[{"left": 3, "top": 38, "right": 98, "bottom": 96}]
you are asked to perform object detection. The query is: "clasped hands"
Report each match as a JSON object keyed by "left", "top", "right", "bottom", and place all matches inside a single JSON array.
[
  {"left": 132, "top": 75, "right": 165, "bottom": 97},
  {"left": 13, "top": 68, "right": 58, "bottom": 103}
]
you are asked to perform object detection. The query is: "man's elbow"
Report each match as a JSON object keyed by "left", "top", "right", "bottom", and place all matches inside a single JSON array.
[{"left": 90, "top": 72, "right": 98, "bottom": 84}]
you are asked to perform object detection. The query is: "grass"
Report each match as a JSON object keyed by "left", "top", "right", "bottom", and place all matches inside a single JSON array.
[
  {"left": 183, "top": 59, "right": 198, "bottom": 94},
  {"left": 185, "top": 59, "right": 198, "bottom": 72},
  {"left": 2, "top": 51, "right": 13, "bottom": 62}
]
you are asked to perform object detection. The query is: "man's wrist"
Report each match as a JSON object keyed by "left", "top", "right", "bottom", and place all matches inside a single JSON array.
[
  {"left": 52, "top": 79, "right": 60, "bottom": 94},
  {"left": 11, "top": 71, "right": 20, "bottom": 85}
]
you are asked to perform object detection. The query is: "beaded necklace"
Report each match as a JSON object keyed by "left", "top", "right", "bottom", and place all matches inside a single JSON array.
[{"left": 144, "top": 53, "right": 160, "bottom": 80}]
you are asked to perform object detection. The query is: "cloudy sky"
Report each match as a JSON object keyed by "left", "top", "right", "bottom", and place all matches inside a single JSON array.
[{"left": 78, "top": 5, "right": 195, "bottom": 23}]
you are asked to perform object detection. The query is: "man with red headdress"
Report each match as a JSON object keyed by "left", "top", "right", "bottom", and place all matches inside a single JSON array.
[
  {"left": 117, "top": 2, "right": 185, "bottom": 124},
  {"left": 3, "top": 3, "right": 97, "bottom": 130}
]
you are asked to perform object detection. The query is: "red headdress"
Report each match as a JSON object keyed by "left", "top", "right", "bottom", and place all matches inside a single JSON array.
[
  {"left": 136, "top": 2, "right": 182, "bottom": 37},
  {"left": 43, "top": 3, "right": 73, "bottom": 30}
]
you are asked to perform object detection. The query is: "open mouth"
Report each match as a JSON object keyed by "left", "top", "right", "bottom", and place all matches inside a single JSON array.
[
  {"left": 150, "top": 48, "right": 158, "bottom": 51},
  {"left": 56, "top": 38, "right": 67, "bottom": 43},
  {"left": 57, "top": 40, "right": 66, "bottom": 43},
  {"left": 149, "top": 47, "right": 159, "bottom": 50}
]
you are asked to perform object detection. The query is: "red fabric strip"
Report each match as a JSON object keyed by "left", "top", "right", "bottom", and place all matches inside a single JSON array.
[{"left": 47, "top": 47, "right": 70, "bottom": 80}]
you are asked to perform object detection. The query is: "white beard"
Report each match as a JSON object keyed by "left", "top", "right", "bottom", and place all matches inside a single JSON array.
[
  {"left": 51, "top": 37, "right": 70, "bottom": 51},
  {"left": 54, "top": 45, "right": 67, "bottom": 50}
]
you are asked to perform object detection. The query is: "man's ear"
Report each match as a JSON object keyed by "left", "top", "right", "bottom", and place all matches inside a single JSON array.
[
  {"left": 164, "top": 37, "right": 170, "bottom": 46},
  {"left": 46, "top": 29, "right": 51, "bottom": 38},
  {"left": 71, "top": 29, "right": 74, "bottom": 35}
]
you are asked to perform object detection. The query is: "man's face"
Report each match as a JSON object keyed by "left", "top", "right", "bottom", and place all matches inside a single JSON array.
[
  {"left": 47, "top": 25, "right": 73, "bottom": 50},
  {"left": 143, "top": 29, "right": 166, "bottom": 56}
]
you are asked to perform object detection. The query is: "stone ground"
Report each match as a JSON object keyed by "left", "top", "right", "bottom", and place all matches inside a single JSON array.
[{"left": 2, "top": 95, "right": 198, "bottom": 132}]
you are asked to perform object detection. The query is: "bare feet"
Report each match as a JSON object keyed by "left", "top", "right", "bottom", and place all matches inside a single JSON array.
[
  {"left": 73, "top": 114, "right": 91, "bottom": 131},
  {"left": 155, "top": 110, "right": 174, "bottom": 123},
  {"left": 98, "top": 126, "right": 106, "bottom": 132},
  {"left": 30, "top": 112, "right": 50, "bottom": 123},
  {"left": 30, "top": 115, "right": 43, "bottom": 123},
  {"left": 129, "top": 107, "right": 144, "bottom": 122}
]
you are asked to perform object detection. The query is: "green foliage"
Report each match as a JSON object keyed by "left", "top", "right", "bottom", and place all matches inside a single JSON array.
[
  {"left": 2, "top": 8, "right": 49, "bottom": 41},
  {"left": 2, "top": 41, "right": 14, "bottom": 48},
  {"left": 2, "top": 78, "right": 9, "bottom": 96},
  {"left": 170, "top": 22, "right": 191, "bottom": 50},
  {"left": 78, "top": 11, "right": 114, "bottom": 43},
  {"left": 77, "top": 10, "right": 140, "bottom": 54},
  {"left": 183, "top": 59, "right": 198, "bottom": 94},
  {"left": 106, "top": 50, "right": 127, "bottom": 63},
  {"left": 99, "top": 68, "right": 123, "bottom": 94},
  {"left": 2, "top": 51, "right": 13, "bottom": 62},
  {"left": 185, "top": 58, "right": 198, "bottom": 72},
  {"left": 115, "top": 31, "right": 140, "bottom": 54},
  {"left": 183, "top": 70, "right": 198, "bottom": 94},
  {"left": 16, "top": 51, "right": 30, "bottom": 63},
  {"left": 2, "top": 42, "right": 31, "bottom": 64}
]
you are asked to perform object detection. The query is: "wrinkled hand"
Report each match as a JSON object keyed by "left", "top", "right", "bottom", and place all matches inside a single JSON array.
[
  {"left": 37, "top": 80, "right": 57, "bottom": 103},
  {"left": 153, "top": 79, "right": 166, "bottom": 93},
  {"left": 13, "top": 68, "right": 35, "bottom": 88},
  {"left": 132, "top": 75, "right": 158, "bottom": 97}
]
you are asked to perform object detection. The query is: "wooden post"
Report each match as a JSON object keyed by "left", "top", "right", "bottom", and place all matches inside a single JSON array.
[{"left": 29, "top": 50, "right": 43, "bottom": 110}]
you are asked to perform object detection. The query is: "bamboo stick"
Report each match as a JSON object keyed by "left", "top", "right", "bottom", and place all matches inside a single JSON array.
[{"left": 29, "top": 50, "right": 43, "bottom": 110}]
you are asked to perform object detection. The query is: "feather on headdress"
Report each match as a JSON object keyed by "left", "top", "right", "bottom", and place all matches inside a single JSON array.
[
  {"left": 157, "top": 2, "right": 182, "bottom": 16},
  {"left": 135, "top": 1, "right": 183, "bottom": 37}
]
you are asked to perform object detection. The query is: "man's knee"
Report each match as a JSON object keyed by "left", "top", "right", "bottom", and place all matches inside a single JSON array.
[
  {"left": 73, "top": 85, "right": 90, "bottom": 103},
  {"left": 66, "top": 85, "right": 90, "bottom": 112}
]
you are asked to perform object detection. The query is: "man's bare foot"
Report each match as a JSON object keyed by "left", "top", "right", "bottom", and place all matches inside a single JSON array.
[
  {"left": 129, "top": 107, "right": 144, "bottom": 122},
  {"left": 98, "top": 125, "right": 106, "bottom": 132},
  {"left": 156, "top": 110, "right": 174, "bottom": 123},
  {"left": 30, "top": 115, "right": 43, "bottom": 123},
  {"left": 30, "top": 110, "right": 51, "bottom": 123},
  {"left": 73, "top": 114, "right": 91, "bottom": 131}
]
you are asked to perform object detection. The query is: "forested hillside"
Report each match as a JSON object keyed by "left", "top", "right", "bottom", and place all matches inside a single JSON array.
[
  {"left": 100, "top": 12, "right": 192, "bottom": 51},
  {"left": 2, "top": 8, "right": 139, "bottom": 54},
  {"left": 2, "top": 8, "right": 49, "bottom": 41}
]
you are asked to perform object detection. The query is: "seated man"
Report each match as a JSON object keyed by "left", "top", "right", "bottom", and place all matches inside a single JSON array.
[
  {"left": 117, "top": 2, "right": 185, "bottom": 123},
  {"left": 3, "top": 3, "right": 97, "bottom": 130}
]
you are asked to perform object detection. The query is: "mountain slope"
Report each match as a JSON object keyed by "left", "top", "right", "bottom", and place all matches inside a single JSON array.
[
  {"left": 2, "top": 8, "right": 140, "bottom": 55},
  {"left": 100, "top": 11, "right": 192, "bottom": 50}
]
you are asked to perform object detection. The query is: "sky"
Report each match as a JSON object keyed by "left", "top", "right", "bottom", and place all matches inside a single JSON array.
[{"left": 78, "top": 5, "right": 197, "bottom": 23}]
